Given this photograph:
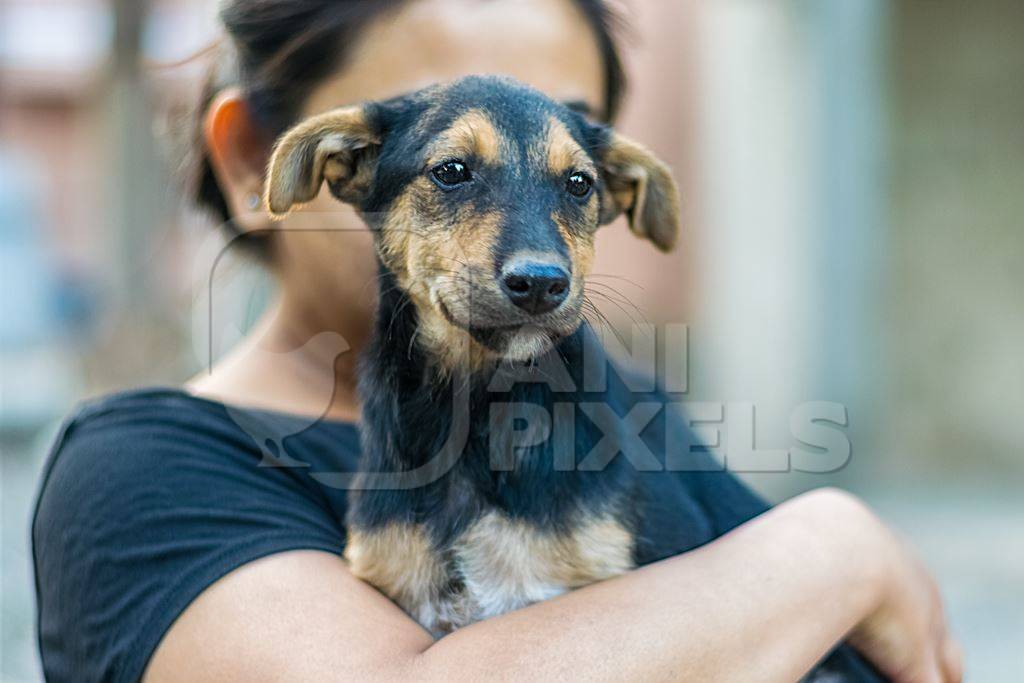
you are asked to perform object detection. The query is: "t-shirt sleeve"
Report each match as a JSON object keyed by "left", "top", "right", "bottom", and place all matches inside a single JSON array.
[{"left": 32, "top": 405, "right": 346, "bottom": 683}]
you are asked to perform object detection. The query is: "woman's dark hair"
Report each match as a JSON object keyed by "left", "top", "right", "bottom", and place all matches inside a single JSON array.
[{"left": 191, "top": 0, "right": 628, "bottom": 250}]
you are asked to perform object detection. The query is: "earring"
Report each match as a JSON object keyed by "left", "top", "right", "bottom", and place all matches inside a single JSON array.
[{"left": 246, "top": 193, "right": 261, "bottom": 210}]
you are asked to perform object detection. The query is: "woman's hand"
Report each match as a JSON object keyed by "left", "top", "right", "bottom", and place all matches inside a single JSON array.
[{"left": 844, "top": 496, "right": 963, "bottom": 683}]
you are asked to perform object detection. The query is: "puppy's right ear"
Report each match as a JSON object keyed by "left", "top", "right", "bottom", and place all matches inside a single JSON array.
[{"left": 264, "top": 105, "right": 381, "bottom": 219}]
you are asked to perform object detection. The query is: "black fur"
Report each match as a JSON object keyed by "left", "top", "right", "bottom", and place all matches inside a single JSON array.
[{"left": 350, "top": 266, "right": 640, "bottom": 547}]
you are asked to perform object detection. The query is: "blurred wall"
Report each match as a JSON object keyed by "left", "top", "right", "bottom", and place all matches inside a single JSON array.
[
  {"left": 883, "top": 0, "right": 1024, "bottom": 482},
  {"left": 686, "top": 0, "right": 889, "bottom": 498}
]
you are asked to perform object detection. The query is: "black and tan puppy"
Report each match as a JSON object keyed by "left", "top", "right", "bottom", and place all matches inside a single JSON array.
[
  {"left": 266, "top": 73, "right": 671, "bottom": 630},
  {"left": 266, "top": 76, "right": 672, "bottom": 633},
  {"left": 263, "top": 76, "right": 884, "bottom": 681}
]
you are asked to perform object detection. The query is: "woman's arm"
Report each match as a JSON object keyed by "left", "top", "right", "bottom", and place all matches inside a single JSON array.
[{"left": 144, "top": 488, "right": 960, "bottom": 683}]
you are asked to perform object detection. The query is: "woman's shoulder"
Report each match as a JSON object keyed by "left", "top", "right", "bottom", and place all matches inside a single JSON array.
[
  {"left": 32, "top": 387, "right": 353, "bottom": 683},
  {"left": 34, "top": 387, "right": 360, "bottom": 538},
  {"left": 50, "top": 386, "right": 243, "bottom": 456},
  {"left": 40, "top": 386, "right": 361, "bottom": 489},
  {"left": 34, "top": 388, "right": 270, "bottom": 521},
  {"left": 47, "top": 386, "right": 261, "bottom": 454},
  {"left": 32, "top": 387, "right": 354, "bottom": 562}
]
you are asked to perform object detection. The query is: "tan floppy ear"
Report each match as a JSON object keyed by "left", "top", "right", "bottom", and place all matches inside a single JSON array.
[
  {"left": 264, "top": 105, "right": 381, "bottom": 219},
  {"left": 598, "top": 133, "right": 681, "bottom": 252}
]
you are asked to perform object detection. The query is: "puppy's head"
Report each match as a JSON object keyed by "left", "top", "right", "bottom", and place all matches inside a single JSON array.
[{"left": 266, "top": 76, "right": 680, "bottom": 366}]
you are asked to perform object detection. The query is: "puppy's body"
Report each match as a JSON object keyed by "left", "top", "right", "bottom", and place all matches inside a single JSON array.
[
  {"left": 349, "top": 273, "right": 638, "bottom": 634},
  {"left": 266, "top": 76, "right": 885, "bottom": 680}
]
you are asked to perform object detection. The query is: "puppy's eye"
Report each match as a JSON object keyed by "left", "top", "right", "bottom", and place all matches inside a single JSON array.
[
  {"left": 566, "top": 172, "right": 593, "bottom": 198},
  {"left": 431, "top": 160, "right": 472, "bottom": 187}
]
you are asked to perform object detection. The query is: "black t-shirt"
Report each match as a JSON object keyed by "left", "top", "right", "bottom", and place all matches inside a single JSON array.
[{"left": 32, "top": 388, "right": 875, "bottom": 682}]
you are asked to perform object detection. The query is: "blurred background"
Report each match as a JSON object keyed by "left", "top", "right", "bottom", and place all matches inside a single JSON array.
[{"left": 1, "top": 0, "right": 1021, "bottom": 680}]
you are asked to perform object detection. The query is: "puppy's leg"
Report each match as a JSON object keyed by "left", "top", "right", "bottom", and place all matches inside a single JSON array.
[{"left": 344, "top": 524, "right": 470, "bottom": 635}]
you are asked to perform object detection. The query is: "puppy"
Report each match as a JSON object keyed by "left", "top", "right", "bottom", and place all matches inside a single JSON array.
[
  {"left": 263, "top": 76, "right": 885, "bottom": 682},
  {"left": 265, "top": 75, "right": 672, "bottom": 633}
]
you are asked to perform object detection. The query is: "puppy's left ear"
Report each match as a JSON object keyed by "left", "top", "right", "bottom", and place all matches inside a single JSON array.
[
  {"left": 264, "top": 105, "right": 381, "bottom": 218},
  {"left": 597, "top": 133, "right": 681, "bottom": 252}
]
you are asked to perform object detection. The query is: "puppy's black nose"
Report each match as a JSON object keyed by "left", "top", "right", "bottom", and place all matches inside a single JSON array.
[{"left": 501, "top": 263, "right": 571, "bottom": 315}]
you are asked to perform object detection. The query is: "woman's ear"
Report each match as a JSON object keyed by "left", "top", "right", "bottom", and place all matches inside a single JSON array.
[
  {"left": 204, "top": 89, "right": 273, "bottom": 232},
  {"left": 264, "top": 106, "right": 381, "bottom": 219},
  {"left": 597, "top": 132, "right": 681, "bottom": 252}
]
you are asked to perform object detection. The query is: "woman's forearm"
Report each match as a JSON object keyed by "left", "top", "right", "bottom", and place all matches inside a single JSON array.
[
  {"left": 147, "top": 488, "right": 950, "bottom": 683},
  {"left": 404, "top": 488, "right": 887, "bottom": 683}
]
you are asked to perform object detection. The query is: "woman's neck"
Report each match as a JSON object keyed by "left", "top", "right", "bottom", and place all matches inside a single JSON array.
[{"left": 186, "top": 293, "right": 373, "bottom": 423}]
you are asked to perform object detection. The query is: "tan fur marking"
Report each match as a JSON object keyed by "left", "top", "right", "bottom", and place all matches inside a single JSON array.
[
  {"left": 344, "top": 525, "right": 446, "bottom": 605},
  {"left": 453, "top": 511, "right": 634, "bottom": 619},
  {"left": 377, "top": 181, "right": 505, "bottom": 372},
  {"left": 545, "top": 115, "right": 596, "bottom": 177},
  {"left": 419, "top": 207, "right": 504, "bottom": 372},
  {"left": 554, "top": 214, "right": 596, "bottom": 302},
  {"left": 571, "top": 517, "right": 636, "bottom": 578},
  {"left": 345, "top": 524, "right": 470, "bottom": 632},
  {"left": 376, "top": 187, "right": 419, "bottom": 283},
  {"left": 346, "top": 513, "right": 633, "bottom": 635},
  {"left": 460, "top": 512, "right": 633, "bottom": 586},
  {"left": 426, "top": 109, "right": 504, "bottom": 166}
]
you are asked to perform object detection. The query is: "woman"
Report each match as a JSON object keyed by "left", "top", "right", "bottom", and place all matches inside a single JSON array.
[{"left": 33, "top": 1, "right": 961, "bottom": 681}]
